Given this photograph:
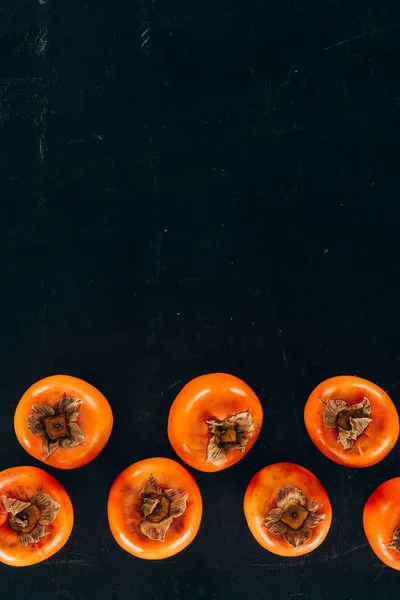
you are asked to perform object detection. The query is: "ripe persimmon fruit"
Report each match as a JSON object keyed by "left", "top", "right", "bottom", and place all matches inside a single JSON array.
[
  {"left": 168, "top": 373, "right": 263, "bottom": 472},
  {"left": 364, "top": 478, "right": 400, "bottom": 570},
  {"left": 0, "top": 465, "right": 73, "bottom": 566},
  {"left": 108, "top": 457, "right": 202, "bottom": 560},
  {"left": 14, "top": 375, "right": 113, "bottom": 470},
  {"left": 304, "top": 375, "right": 399, "bottom": 468},
  {"left": 244, "top": 462, "right": 332, "bottom": 557}
]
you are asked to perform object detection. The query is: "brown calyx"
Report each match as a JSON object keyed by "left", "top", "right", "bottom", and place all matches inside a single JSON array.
[
  {"left": 280, "top": 504, "right": 309, "bottom": 531},
  {"left": 205, "top": 411, "right": 253, "bottom": 463},
  {"left": 336, "top": 407, "right": 366, "bottom": 431},
  {"left": 8, "top": 505, "right": 41, "bottom": 534},
  {"left": 26, "top": 397, "right": 85, "bottom": 460},
  {"left": 2, "top": 493, "right": 60, "bottom": 546},
  {"left": 43, "top": 415, "right": 68, "bottom": 441},
  {"left": 141, "top": 494, "right": 170, "bottom": 523},
  {"left": 138, "top": 476, "right": 188, "bottom": 542},
  {"left": 210, "top": 421, "right": 238, "bottom": 445},
  {"left": 263, "top": 485, "right": 326, "bottom": 548},
  {"left": 323, "top": 397, "right": 372, "bottom": 450}
]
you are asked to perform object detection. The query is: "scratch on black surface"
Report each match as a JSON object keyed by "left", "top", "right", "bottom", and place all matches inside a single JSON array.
[
  {"left": 138, "top": 0, "right": 152, "bottom": 55},
  {"left": 147, "top": 305, "right": 162, "bottom": 347},
  {"left": 172, "top": 579, "right": 181, "bottom": 600},
  {"left": 371, "top": 567, "right": 386, "bottom": 583},
  {"left": 278, "top": 329, "right": 288, "bottom": 371},
  {"left": 324, "top": 32, "right": 367, "bottom": 51},
  {"left": 141, "top": 27, "right": 150, "bottom": 49},
  {"left": 0, "top": 78, "right": 43, "bottom": 85},
  {"left": 250, "top": 540, "right": 370, "bottom": 570},
  {"left": 166, "top": 380, "right": 183, "bottom": 390},
  {"left": 48, "top": 557, "right": 90, "bottom": 566},
  {"left": 34, "top": 19, "right": 48, "bottom": 165},
  {"left": 326, "top": 541, "right": 369, "bottom": 560},
  {"left": 324, "top": 23, "right": 397, "bottom": 51}
]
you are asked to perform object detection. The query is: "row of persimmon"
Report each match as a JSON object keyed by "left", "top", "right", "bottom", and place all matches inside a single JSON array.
[{"left": 0, "top": 373, "right": 399, "bottom": 569}]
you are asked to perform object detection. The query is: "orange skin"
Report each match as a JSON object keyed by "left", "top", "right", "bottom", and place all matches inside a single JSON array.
[
  {"left": 15, "top": 375, "right": 113, "bottom": 469},
  {"left": 168, "top": 373, "right": 263, "bottom": 472},
  {"left": 363, "top": 478, "right": 400, "bottom": 570},
  {"left": 108, "top": 457, "right": 202, "bottom": 560},
  {"left": 244, "top": 462, "right": 332, "bottom": 557},
  {"left": 0, "top": 466, "right": 73, "bottom": 566},
  {"left": 304, "top": 376, "right": 399, "bottom": 468}
]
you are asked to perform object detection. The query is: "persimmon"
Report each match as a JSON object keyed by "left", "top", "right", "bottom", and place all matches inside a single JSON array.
[
  {"left": 108, "top": 457, "right": 202, "bottom": 560},
  {"left": 363, "top": 478, "right": 400, "bottom": 570},
  {"left": 0, "top": 465, "right": 73, "bottom": 566},
  {"left": 244, "top": 462, "right": 332, "bottom": 557},
  {"left": 167, "top": 373, "right": 263, "bottom": 472},
  {"left": 14, "top": 375, "right": 113, "bottom": 470},
  {"left": 304, "top": 376, "right": 399, "bottom": 468}
]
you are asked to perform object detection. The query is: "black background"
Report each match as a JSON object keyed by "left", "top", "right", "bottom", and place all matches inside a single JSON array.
[{"left": 1, "top": 0, "right": 400, "bottom": 598}]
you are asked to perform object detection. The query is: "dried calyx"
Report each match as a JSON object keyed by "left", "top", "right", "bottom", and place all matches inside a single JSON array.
[
  {"left": 205, "top": 411, "right": 253, "bottom": 463},
  {"left": 390, "top": 528, "right": 400, "bottom": 553},
  {"left": 323, "top": 397, "right": 371, "bottom": 450},
  {"left": 2, "top": 493, "right": 60, "bottom": 546},
  {"left": 26, "top": 397, "right": 85, "bottom": 459},
  {"left": 139, "top": 476, "right": 188, "bottom": 542},
  {"left": 263, "top": 485, "right": 326, "bottom": 548}
]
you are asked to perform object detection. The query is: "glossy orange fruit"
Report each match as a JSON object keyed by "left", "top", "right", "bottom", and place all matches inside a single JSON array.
[
  {"left": 14, "top": 375, "right": 113, "bottom": 470},
  {"left": 0, "top": 465, "right": 73, "bottom": 566},
  {"left": 244, "top": 462, "right": 332, "bottom": 557},
  {"left": 364, "top": 478, "right": 400, "bottom": 569},
  {"left": 168, "top": 373, "right": 263, "bottom": 472},
  {"left": 108, "top": 457, "right": 202, "bottom": 560},
  {"left": 304, "top": 376, "right": 399, "bottom": 468}
]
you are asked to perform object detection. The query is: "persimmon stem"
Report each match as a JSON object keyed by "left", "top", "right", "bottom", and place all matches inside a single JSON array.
[
  {"left": 138, "top": 476, "right": 188, "bottom": 542},
  {"left": 8, "top": 505, "right": 40, "bottom": 534},
  {"left": 280, "top": 504, "right": 309, "bottom": 531},
  {"left": 263, "top": 485, "right": 326, "bottom": 548},
  {"left": 2, "top": 493, "right": 60, "bottom": 546},
  {"left": 205, "top": 411, "right": 253, "bottom": 463},
  {"left": 337, "top": 407, "right": 366, "bottom": 431},
  {"left": 141, "top": 494, "right": 170, "bottom": 523},
  {"left": 26, "top": 397, "right": 85, "bottom": 460}
]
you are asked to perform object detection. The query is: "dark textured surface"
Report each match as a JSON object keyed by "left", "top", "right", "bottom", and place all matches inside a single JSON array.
[{"left": 1, "top": 0, "right": 400, "bottom": 598}]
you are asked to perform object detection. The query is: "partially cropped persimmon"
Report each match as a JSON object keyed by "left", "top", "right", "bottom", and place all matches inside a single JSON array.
[
  {"left": 0, "top": 466, "right": 73, "bottom": 566},
  {"left": 304, "top": 376, "right": 399, "bottom": 468},
  {"left": 244, "top": 462, "right": 332, "bottom": 557},
  {"left": 108, "top": 457, "right": 202, "bottom": 560},
  {"left": 167, "top": 373, "right": 263, "bottom": 472},
  {"left": 14, "top": 375, "right": 113, "bottom": 470},
  {"left": 364, "top": 478, "right": 400, "bottom": 570}
]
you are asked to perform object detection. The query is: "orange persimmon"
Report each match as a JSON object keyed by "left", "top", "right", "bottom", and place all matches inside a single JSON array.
[
  {"left": 304, "top": 375, "right": 399, "bottom": 468},
  {"left": 244, "top": 462, "right": 332, "bottom": 557},
  {"left": 108, "top": 457, "right": 202, "bottom": 560},
  {"left": 0, "top": 465, "right": 73, "bottom": 566},
  {"left": 14, "top": 375, "right": 113, "bottom": 470},
  {"left": 168, "top": 373, "right": 263, "bottom": 472},
  {"left": 364, "top": 478, "right": 400, "bottom": 570}
]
